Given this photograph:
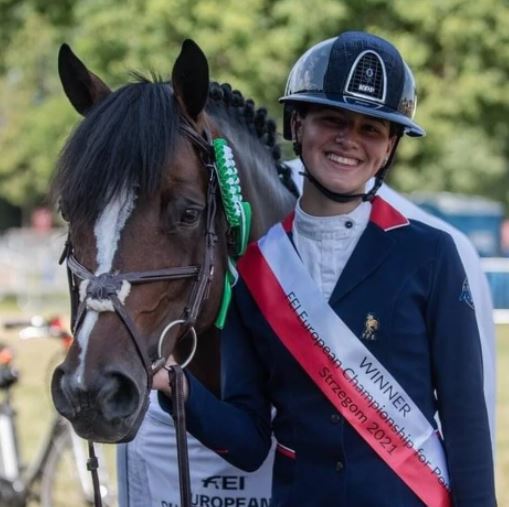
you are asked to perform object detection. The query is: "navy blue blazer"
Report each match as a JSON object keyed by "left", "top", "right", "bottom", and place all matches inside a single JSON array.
[{"left": 160, "top": 199, "right": 495, "bottom": 507}]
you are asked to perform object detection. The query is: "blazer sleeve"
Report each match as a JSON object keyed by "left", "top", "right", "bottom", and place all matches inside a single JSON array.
[
  {"left": 427, "top": 232, "right": 496, "bottom": 506},
  {"left": 159, "top": 288, "right": 273, "bottom": 472}
]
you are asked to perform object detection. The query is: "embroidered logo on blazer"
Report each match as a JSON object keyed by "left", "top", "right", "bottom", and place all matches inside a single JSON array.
[
  {"left": 361, "top": 313, "right": 379, "bottom": 340},
  {"left": 459, "top": 278, "right": 475, "bottom": 310}
]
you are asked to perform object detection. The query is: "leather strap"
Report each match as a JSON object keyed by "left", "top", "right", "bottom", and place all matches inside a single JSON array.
[
  {"left": 168, "top": 365, "right": 192, "bottom": 507},
  {"left": 87, "top": 441, "right": 102, "bottom": 507}
]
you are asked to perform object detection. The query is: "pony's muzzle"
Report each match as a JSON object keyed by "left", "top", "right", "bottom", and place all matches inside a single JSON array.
[{"left": 51, "top": 364, "right": 144, "bottom": 440}]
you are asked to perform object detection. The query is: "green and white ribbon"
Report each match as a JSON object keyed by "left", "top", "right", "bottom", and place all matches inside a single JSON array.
[{"left": 213, "top": 138, "right": 252, "bottom": 328}]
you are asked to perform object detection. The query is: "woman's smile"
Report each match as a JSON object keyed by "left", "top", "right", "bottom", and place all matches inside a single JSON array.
[{"left": 325, "top": 151, "right": 362, "bottom": 168}]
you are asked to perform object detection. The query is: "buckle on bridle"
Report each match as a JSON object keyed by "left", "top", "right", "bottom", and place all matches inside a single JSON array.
[{"left": 153, "top": 319, "right": 198, "bottom": 372}]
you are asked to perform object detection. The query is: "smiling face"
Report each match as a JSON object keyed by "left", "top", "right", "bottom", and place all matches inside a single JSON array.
[{"left": 292, "top": 106, "right": 397, "bottom": 215}]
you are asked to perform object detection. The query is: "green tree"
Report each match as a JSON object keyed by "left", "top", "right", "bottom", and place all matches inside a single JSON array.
[{"left": 1, "top": 0, "right": 508, "bottom": 214}]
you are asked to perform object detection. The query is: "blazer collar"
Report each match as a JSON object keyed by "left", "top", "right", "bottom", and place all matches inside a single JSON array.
[
  {"left": 370, "top": 196, "right": 409, "bottom": 231},
  {"left": 280, "top": 197, "right": 409, "bottom": 305},
  {"left": 281, "top": 196, "right": 409, "bottom": 233}
]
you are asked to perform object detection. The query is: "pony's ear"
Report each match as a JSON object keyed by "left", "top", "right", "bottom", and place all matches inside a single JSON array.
[
  {"left": 58, "top": 43, "right": 111, "bottom": 116},
  {"left": 172, "top": 39, "right": 209, "bottom": 121}
]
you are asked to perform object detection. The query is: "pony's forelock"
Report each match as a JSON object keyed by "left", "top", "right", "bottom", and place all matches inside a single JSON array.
[
  {"left": 52, "top": 78, "right": 287, "bottom": 227},
  {"left": 53, "top": 77, "right": 178, "bottom": 226}
]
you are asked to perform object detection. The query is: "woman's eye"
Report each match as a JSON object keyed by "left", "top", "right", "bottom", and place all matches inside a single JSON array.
[
  {"left": 364, "top": 124, "right": 379, "bottom": 133},
  {"left": 325, "top": 117, "right": 345, "bottom": 127},
  {"left": 180, "top": 208, "right": 201, "bottom": 224}
]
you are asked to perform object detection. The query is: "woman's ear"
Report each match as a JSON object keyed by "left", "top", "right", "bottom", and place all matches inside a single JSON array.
[
  {"left": 290, "top": 111, "right": 304, "bottom": 156},
  {"left": 386, "top": 135, "right": 397, "bottom": 156},
  {"left": 290, "top": 110, "right": 303, "bottom": 143}
]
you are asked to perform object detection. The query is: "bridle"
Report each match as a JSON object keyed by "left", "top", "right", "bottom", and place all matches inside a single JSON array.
[
  {"left": 60, "top": 116, "right": 218, "bottom": 383},
  {"left": 58, "top": 116, "right": 221, "bottom": 507}
]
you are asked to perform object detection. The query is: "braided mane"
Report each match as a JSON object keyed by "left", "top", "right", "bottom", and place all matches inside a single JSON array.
[{"left": 207, "top": 82, "right": 298, "bottom": 196}]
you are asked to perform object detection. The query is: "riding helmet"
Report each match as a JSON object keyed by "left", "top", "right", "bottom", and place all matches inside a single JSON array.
[{"left": 280, "top": 31, "right": 425, "bottom": 139}]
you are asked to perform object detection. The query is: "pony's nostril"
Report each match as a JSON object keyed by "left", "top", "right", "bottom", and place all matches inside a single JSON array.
[
  {"left": 51, "top": 366, "right": 77, "bottom": 419},
  {"left": 99, "top": 373, "right": 140, "bottom": 421}
]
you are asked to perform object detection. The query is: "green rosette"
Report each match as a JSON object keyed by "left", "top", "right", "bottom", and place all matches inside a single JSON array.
[
  {"left": 213, "top": 138, "right": 252, "bottom": 328},
  {"left": 213, "top": 138, "right": 252, "bottom": 256}
]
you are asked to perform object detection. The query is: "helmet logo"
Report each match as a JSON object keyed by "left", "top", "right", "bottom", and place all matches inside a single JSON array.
[
  {"left": 398, "top": 97, "right": 416, "bottom": 118},
  {"left": 360, "top": 68, "right": 375, "bottom": 93},
  {"left": 345, "top": 50, "right": 387, "bottom": 104}
]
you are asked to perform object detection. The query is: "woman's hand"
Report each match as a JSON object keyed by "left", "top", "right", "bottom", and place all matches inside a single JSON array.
[{"left": 152, "top": 356, "right": 189, "bottom": 400}]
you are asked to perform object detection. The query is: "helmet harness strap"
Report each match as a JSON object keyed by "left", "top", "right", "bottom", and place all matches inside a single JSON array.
[{"left": 293, "top": 135, "right": 401, "bottom": 203}]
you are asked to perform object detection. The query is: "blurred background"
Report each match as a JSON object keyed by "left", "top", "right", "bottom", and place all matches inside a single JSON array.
[{"left": 0, "top": 0, "right": 508, "bottom": 504}]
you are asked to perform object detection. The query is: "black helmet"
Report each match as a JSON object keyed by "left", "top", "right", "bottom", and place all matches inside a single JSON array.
[{"left": 280, "top": 31, "right": 425, "bottom": 139}]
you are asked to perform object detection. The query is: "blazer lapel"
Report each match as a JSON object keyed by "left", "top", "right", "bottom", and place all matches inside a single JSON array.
[
  {"left": 328, "top": 197, "right": 409, "bottom": 305},
  {"left": 328, "top": 222, "right": 395, "bottom": 305}
]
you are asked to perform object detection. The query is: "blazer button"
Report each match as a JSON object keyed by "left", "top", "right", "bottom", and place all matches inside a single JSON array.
[
  {"left": 330, "top": 413, "right": 341, "bottom": 424},
  {"left": 335, "top": 461, "right": 344, "bottom": 472}
]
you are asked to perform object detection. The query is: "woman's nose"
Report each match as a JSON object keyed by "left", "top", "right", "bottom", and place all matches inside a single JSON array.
[{"left": 335, "top": 127, "right": 357, "bottom": 145}]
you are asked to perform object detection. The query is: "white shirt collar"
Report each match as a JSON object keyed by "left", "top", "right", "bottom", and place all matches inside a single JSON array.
[{"left": 294, "top": 199, "right": 372, "bottom": 239}]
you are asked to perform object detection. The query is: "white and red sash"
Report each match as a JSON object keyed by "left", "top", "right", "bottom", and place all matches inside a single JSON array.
[{"left": 237, "top": 217, "right": 452, "bottom": 507}]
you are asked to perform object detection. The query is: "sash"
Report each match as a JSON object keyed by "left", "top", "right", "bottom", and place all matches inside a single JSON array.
[{"left": 238, "top": 220, "right": 452, "bottom": 507}]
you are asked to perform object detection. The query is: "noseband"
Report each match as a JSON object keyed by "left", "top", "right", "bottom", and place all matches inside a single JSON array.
[{"left": 59, "top": 117, "right": 220, "bottom": 432}]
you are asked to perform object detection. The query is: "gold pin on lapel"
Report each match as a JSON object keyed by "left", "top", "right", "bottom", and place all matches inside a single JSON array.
[{"left": 362, "top": 313, "right": 379, "bottom": 340}]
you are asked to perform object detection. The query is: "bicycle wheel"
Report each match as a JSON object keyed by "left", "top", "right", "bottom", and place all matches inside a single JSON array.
[{"left": 39, "top": 427, "right": 116, "bottom": 507}]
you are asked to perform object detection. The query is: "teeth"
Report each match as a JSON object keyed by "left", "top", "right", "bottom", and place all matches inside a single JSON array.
[{"left": 327, "top": 153, "right": 358, "bottom": 166}]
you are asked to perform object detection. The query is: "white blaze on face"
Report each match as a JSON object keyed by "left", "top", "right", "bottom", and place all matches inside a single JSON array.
[{"left": 74, "top": 190, "right": 136, "bottom": 385}]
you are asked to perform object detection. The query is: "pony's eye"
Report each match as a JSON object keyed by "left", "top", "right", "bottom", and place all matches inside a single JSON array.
[{"left": 180, "top": 208, "right": 201, "bottom": 225}]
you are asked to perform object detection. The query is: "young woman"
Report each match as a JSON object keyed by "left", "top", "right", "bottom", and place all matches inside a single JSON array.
[{"left": 154, "top": 31, "right": 496, "bottom": 506}]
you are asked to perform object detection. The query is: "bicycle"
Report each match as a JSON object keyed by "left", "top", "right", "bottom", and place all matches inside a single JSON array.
[{"left": 0, "top": 316, "right": 116, "bottom": 507}]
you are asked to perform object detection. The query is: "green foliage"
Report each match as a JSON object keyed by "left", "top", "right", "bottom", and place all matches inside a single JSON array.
[{"left": 1, "top": 0, "right": 508, "bottom": 213}]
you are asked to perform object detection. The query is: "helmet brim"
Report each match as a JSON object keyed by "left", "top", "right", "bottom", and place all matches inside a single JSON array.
[{"left": 280, "top": 93, "right": 425, "bottom": 138}]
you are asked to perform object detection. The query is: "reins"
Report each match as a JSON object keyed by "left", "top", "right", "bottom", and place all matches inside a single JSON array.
[
  {"left": 167, "top": 364, "right": 193, "bottom": 506},
  {"left": 60, "top": 116, "right": 220, "bottom": 507}
]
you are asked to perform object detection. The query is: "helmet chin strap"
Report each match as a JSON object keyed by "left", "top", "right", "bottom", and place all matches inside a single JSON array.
[{"left": 294, "top": 137, "right": 401, "bottom": 204}]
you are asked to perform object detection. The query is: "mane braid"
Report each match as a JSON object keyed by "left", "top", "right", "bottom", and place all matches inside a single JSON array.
[
  {"left": 207, "top": 82, "right": 299, "bottom": 196},
  {"left": 52, "top": 77, "right": 179, "bottom": 226},
  {"left": 207, "top": 82, "right": 281, "bottom": 163}
]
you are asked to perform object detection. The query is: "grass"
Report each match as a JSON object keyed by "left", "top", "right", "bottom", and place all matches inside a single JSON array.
[
  {"left": 0, "top": 302, "right": 117, "bottom": 506},
  {"left": 0, "top": 301, "right": 507, "bottom": 505},
  {"left": 496, "top": 324, "right": 509, "bottom": 504}
]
